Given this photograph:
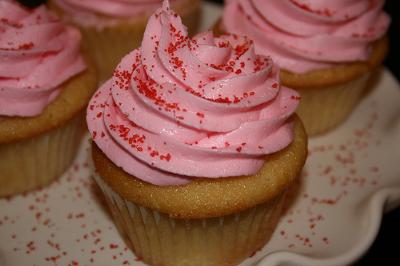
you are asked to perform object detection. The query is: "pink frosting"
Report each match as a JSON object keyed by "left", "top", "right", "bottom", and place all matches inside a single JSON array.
[
  {"left": 0, "top": 0, "right": 86, "bottom": 117},
  {"left": 222, "top": 0, "right": 390, "bottom": 73},
  {"left": 87, "top": 1, "right": 300, "bottom": 186},
  {"left": 53, "top": 0, "right": 180, "bottom": 28}
]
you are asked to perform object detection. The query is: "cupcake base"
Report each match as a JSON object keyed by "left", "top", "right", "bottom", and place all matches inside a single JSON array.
[
  {"left": 90, "top": 116, "right": 307, "bottom": 265},
  {"left": 0, "top": 113, "right": 84, "bottom": 197},
  {"left": 279, "top": 37, "right": 388, "bottom": 136},
  {"left": 213, "top": 21, "right": 388, "bottom": 136},
  {"left": 0, "top": 56, "right": 97, "bottom": 197},
  {"left": 94, "top": 174, "right": 286, "bottom": 266},
  {"left": 295, "top": 72, "right": 370, "bottom": 136}
]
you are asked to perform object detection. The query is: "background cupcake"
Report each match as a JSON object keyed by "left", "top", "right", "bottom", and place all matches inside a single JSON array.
[
  {"left": 88, "top": 1, "right": 307, "bottom": 265},
  {"left": 0, "top": 0, "right": 97, "bottom": 197},
  {"left": 50, "top": 0, "right": 202, "bottom": 82},
  {"left": 220, "top": 0, "right": 390, "bottom": 135}
]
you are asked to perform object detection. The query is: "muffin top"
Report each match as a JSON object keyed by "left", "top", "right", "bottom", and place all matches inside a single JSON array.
[
  {"left": 222, "top": 0, "right": 390, "bottom": 73},
  {"left": 87, "top": 0, "right": 300, "bottom": 186},
  {"left": 0, "top": 0, "right": 86, "bottom": 117}
]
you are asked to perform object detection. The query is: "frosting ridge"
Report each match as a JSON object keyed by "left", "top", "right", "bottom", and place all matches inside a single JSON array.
[
  {"left": 222, "top": 0, "right": 390, "bottom": 73},
  {"left": 87, "top": 1, "right": 299, "bottom": 185},
  {"left": 53, "top": 0, "right": 180, "bottom": 28},
  {"left": 0, "top": 0, "right": 86, "bottom": 117},
  {"left": 54, "top": 0, "right": 166, "bottom": 17}
]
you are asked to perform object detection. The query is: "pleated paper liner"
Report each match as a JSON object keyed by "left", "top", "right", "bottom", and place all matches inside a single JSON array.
[
  {"left": 94, "top": 174, "right": 287, "bottom": 266},
  {"left": 0, "top": 113, "right": 84, "bottom": 197}
]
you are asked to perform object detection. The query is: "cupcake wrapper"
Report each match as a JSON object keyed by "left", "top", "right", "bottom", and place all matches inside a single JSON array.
[
  {"left": 0, "top": 113, "right": 85, "bottom": 197},
  {"left": 94, "top": 174, "right": 286, "bottom": 266},
  {"left": 80, "top": 6, "right": 201, "bottom": 83},
  {"left": 296, "top": 72, "right": 371, "bottom": 136},
  {"left": 80, "top": 26, "right": 143, "bottom": 84}
]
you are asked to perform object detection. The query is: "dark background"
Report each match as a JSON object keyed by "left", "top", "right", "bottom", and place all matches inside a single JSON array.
[{"left": 14, "top": 0, "right": 400, "bottom": 265}]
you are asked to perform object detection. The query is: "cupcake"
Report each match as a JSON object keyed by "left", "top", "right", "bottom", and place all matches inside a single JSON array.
[
  {"left": 0, "top": 0, "right": 97, "bottom": 197},
  {"left": 50, "top": 0, "right": 202, "bottom": 82},
  {"left": 87, "top": 1, "right": 307, "bottom": 265},
  {"left": 220, "top": 0, "right": 390, "bottom": 135}
]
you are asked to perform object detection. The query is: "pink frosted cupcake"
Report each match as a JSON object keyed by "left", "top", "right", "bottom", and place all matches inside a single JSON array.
[
  {"left": 0, "top": 0, "right": 97, "bottom": 197},
  {"left": 220, "top": 0, "right": 390, "bottom": 135},
  {"left": 87, "top": 1, "right": 307, "bottom": 265},
  {"left": 50, "top": 0, "right": 201, "bottom": 82}
]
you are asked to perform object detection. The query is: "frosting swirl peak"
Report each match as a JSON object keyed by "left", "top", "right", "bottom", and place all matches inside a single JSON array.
[{"left": 87, "top": 1, "right": 300, "bottom": 185}]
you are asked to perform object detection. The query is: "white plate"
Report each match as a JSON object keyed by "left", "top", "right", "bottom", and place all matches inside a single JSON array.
[{"left": 1, "top": 3, "right": 400, "bottom": 266}]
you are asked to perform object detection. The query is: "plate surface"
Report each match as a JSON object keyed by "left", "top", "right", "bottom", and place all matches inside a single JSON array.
[{"left": 1, "top": 3, "right": 400, "bottom": 266}]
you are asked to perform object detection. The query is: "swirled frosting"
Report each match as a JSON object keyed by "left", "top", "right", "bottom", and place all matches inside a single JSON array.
[
  {"left": 53, "top": 0, "right": 180, "bottom": 28},
  {"left": 0, "top": 0, "right": 86, "bottom": 117},
  {"left": 87, "top": 1, "right": 300, "bottom": 186},
  {"left": 222, "top": 0, "right": 390, "bottom": 73}
]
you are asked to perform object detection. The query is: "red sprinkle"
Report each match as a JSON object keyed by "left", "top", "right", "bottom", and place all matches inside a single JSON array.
[
  {"left": 109, "top": 244, "right": 118, "bottom": 249},
  {"left": 196, "top": 112, "right": 205, "bottom": 118}
]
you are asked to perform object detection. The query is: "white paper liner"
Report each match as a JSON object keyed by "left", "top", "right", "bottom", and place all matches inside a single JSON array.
[
  {"left": 0, "top": 113, "right": 84, "bottom": 197},
  {"left": 93, "top": 173, "right": 286, "bottom": 266},
  {"left": 296, "top": 72, "right": 371, "bottom": 136}
]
